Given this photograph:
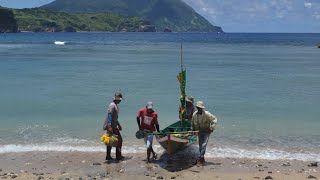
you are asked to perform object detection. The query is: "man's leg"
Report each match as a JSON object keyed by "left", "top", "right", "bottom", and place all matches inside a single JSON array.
[
  {"left": 144, "top": 135, "right": 154, "bottom": 163},
  {"left": 106, "top": 146, "right": 112, "bottom": 160},
  {"left": 151, "top": 147, "right": 157, "bottom": 160},
  {"left": 199, "top": 133, "right": 210, "bottom": 165},
  {"left": 114, "top": 128, "right": 123, "bottom": 160},
  {"left": 147, "top": 147, "right": 152, "bottom": 163}
]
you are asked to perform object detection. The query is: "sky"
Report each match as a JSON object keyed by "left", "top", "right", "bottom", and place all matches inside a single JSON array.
[{"left": 0, "top": 0, "right": 319, "bottom": 33}]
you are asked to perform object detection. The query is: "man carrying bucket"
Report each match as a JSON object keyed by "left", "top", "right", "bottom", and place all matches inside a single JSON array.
[
  {"left": 103, "top": 93, "right": 124, "bottom": 161},
  {"left": 136, "top": 102, "right": 160, "bottom": 163}
]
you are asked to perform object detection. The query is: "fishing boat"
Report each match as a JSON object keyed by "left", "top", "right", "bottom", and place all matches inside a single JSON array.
[
  {"left": 155, "top": 45, "right": 198, "bottom": 155},
  {"left": 155, "top": 121, "right": 197, "bottom": 154}
]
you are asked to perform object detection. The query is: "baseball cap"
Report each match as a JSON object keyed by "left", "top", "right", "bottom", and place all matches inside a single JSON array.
[{"left": 146, "top": 102, "right": 153, "bottom": 109}]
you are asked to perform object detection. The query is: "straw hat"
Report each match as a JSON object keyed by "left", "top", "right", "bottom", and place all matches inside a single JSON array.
[
  {"left": 186, "top": 96, "right": 194, "bottom": 103},
  {"left": 196, "top": 101, "right": 205, "bottom": 109}
]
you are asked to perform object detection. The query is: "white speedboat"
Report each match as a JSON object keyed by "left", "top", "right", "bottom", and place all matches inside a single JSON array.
[{"left": 54, "top": 41, "right": 66, "bottom": 45}]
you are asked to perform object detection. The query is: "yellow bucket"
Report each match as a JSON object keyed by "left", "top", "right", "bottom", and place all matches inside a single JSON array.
[{"left": 100, "top": 133, "right": 118, "bottom": 147}]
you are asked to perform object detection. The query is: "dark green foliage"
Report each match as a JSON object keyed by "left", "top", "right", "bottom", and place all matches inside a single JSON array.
[
  {"left": 41, "top": 0, "right": 223, "bottom": 32},
  {"left": 12, "top": 8, "right": 147, "bottom": 32},
  {"left": 0, "top": 8, "right": 18, "bottom": 32}
]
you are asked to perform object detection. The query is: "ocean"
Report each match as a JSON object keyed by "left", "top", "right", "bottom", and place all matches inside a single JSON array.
[{"left": 0, "top": 32, "right": 319, "bottom": 161}]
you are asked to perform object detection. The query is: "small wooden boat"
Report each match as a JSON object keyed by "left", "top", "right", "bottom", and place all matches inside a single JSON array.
[{"left": 155, "top": 121, "right": 197, "bottom": 154}]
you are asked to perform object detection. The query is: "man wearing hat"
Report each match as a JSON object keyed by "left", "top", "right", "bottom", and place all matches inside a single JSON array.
[
  {"left": 185, "top": 96, "right": 195, "bottom": 120},
  {"left": 179, "top": 96, "right": 195, "bottom": 121},
  {"left": 103, "top": 93, "right": 124, "bottom": 161},
  {"left": 136, "top": 102, "right": 160, "bottom": 163},
  {"left": 191, "top": 101, "right": 217, "bottom": 166}
]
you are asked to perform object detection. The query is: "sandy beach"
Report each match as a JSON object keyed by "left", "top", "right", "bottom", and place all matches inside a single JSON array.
[{"left": 0, "top": 151, "right": 319, "bottom": 180}]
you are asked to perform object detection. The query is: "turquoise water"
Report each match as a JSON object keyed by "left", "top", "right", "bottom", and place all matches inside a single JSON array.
[{"left": 0, "top": 32, "right": 320, "bottom": 161}]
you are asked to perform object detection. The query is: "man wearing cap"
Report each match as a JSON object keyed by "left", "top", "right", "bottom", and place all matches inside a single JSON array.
[
  {"left": 103, "top": 93, "right": 124, "bottom": 161},
  {"left": 191, "top": 101, "right": 217, "bottom": 166},
  {"left": 136, "top": 102, "right": 160, "bottom": 163}
]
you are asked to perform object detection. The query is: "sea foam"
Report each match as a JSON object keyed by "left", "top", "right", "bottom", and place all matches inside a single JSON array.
[{"left": 0, "top": 144, "right": 319, "bottom": 162}]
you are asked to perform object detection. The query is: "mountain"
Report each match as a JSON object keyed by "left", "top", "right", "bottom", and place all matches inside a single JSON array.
[
  {"left": 12, "top": 8, "right": 148, "bottom": 32},
  {"left": 0, "top": 8, "right": 18, "bottom": 32},
  {"left": 41, "top": 0, "right": 223, "bottom": 32}
]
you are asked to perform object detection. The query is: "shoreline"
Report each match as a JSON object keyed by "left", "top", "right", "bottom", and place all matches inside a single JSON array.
[{"left": 0, "top": 151, "right": 318, "bottom": 180}]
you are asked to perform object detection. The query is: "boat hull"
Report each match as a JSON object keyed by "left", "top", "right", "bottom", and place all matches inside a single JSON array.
[{"left": 155, "top": 121, "right": 197, "bottom": 154}]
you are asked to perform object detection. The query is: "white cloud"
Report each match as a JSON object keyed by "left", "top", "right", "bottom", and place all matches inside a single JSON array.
[
  {"left": 182, "top": 0, "right": 320, "bottom": 32},
  {"left": 313, "top": 12, "right": 320, "bottom": 19},
  {"left": 304, "top": 2, "right": 313, "bottom": 8}
]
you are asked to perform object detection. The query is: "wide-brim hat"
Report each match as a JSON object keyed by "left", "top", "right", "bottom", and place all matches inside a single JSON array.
[
  {"left": 186, "top": 96, "right": 194, "bottom": 103},
  {"left": 196, "top": 101, "right": 205, "bottom": 109}
]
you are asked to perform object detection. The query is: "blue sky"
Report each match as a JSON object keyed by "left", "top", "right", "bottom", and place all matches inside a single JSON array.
[{"left": 0, "top": 0, "right": 319, "bottom": 32}]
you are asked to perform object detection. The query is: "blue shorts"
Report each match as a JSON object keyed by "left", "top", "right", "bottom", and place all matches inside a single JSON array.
[{"left": 144, "top": 135, "right": 154, "bottom": 148}]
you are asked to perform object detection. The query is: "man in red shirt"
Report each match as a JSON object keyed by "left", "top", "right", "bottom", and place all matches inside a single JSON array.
[{"left": 136, "top": 102, "right": 160, "bottom": 163}]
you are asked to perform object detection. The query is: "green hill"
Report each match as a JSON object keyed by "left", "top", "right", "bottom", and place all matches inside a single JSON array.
[
  {"left": 11, "top": 8, "right": 148, "bottom": 32},
  {"left": 41, "top": 0, "right": 223, "bottom": 32}
]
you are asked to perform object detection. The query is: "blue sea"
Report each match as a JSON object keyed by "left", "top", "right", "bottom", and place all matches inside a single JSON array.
[{"left": 0, "top": 32, "right": 320, "bottom": 161}]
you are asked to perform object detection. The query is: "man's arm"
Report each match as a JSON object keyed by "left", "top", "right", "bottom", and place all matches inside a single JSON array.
[
  {"left": 207, "top": 111, "right": 217, "bottom": 132},
  {"left": 117, "top": 120, "right": 122, "bottom": 131},
  {"left": 191, "top": 112, "right": 196, "bottom": 131},
  {"left": 105, "top": 104, "right": 115, "bottom": 133},
  {"left": 107, "top": 112, "right": 112, "bottom": 125},
  {"left": 155, "top": 124, "right": 160, "bottom": 133},
  {"left": 154, "top": 113, "right": 160, "bottom": 132},
  {"left": 136, "top": 116, "right": 141, "bottom": 130},
  {"left": 103, "top": 112, "right": 112, "bottom": 130}
]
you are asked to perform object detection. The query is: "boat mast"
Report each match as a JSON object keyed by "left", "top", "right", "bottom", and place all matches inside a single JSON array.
[
  {"left": 180, "top": 44, "right": 183, "bottom": 72},
  {"left": 180, "top": 44, "right": 185, "bottom": 128}
]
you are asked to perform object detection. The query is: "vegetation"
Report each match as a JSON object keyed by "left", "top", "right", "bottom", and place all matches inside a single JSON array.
[
  {"left": 41, "top": 0, "right": 223, "bottom": 32},
  {"left": 0, "top": 8, "right": 18, "bottom": 32},
  {"left": 12, "top": 8, "right": 148, "bottom": 32}
]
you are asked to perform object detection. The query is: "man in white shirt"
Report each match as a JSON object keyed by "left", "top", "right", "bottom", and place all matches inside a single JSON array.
[{"left": 191, "top": 101, "right": 217, "bottom": 166}]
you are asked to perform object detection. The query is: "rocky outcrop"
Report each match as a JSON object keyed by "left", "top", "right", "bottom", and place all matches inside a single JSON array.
[
  {"left": 0, "top": 8, "right": 18, "bottom": 33},
  {"left": 139, "top": 25, "right": 156, "bottom": 32},
  {"left": 164, "top": 27, "right": 172, "bottom": 32}
]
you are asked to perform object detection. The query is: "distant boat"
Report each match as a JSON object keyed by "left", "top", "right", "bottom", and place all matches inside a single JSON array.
[
  {"left": 54, "top": 41, "right": 66, "bottom": 45},
  {"left": 318, "top": 45, "right": 320, "bottom": 48}
]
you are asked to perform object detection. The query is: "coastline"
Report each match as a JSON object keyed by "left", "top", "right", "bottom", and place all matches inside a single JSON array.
[{"left": 0, "top": 151, "right": 318, "bottom": 180}]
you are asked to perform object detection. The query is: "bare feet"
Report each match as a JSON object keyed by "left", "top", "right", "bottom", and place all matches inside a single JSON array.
[{"left": 152, "top": 153, "right": 158, "bottom": 160}]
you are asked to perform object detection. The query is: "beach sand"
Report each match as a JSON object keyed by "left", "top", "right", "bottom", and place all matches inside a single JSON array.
[{"left": 0, "top": 151, "right": 319, "bottom": 180}]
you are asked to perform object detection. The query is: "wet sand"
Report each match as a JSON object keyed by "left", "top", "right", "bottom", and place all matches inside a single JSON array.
[{"left": 0, "top": 151, "right": 319, "bottom": 180}]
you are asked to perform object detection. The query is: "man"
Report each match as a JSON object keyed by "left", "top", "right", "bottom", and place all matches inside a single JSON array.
[
  {"left": 103, "top": 93, "right": 124, "bottom": 161},
  {"left": 185, "top": 96, "right": 195, "bottom": 121},
  {"left": 179, "top": 96, "right": 195, "bottom": 121},
  {"left": 191, "top": 101, "right": 217, "bottom": 166},
  {"left": 136, "top": 102, "right": 160, "bottom": 163}
]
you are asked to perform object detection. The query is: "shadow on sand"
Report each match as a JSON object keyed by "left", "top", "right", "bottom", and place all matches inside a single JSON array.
[{"left": 155, "top": 146, "right": 199, "bottom": 172}]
